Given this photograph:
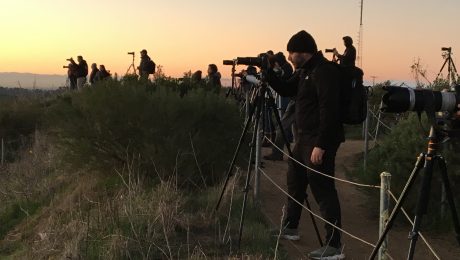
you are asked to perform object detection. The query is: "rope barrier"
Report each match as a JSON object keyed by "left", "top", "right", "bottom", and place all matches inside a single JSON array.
[
  {"left": 368, "top": 109, "right": 393, "bottom": 131},
  {"left": 263, "top": 136, "right": 381, "bottom": 189},
  {"left": 387, "top": 190, "right": 441, "bottom": 260},
  {"left": 258, "top": 166, "right": 377, "bottom": 248}
]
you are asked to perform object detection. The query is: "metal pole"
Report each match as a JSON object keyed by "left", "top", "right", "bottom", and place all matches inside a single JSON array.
[
  {"left": 374, "top": 111, "right": 382, "bottom": 143},
  {"left": 379, "top": 172, "right": 391, "bottom": 260},
  {"left": 1, "top": 138, "right": 4, "bottom": 165},
  {"left": 441, "top": 183, "right": 447, "bottom": 219},
  {"left": 254, "top": 110, "right": 262, "bottom": 201},
  {"left": 245, "top": 91, "right": 250, "bottom": 119},
  {"left": 364, "top": 100, "right": 370, "bottom": 171}
]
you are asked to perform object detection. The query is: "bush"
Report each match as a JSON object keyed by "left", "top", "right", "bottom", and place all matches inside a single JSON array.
[{"left": 46, "top": 79, "right": 242, "bottom": 187}]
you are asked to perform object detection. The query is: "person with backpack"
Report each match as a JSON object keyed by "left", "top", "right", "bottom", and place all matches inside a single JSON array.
[
  {"left": 70, "top": 56, "right": 88, "bottom": 89},
  {"left": 138, "top": 49, "right": 156, "bottom": 80},
  {"left": 267, "top": 30, "right": 345, "bottom": 260}
]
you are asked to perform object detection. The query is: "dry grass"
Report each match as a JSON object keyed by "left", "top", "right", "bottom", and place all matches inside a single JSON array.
[{"left": 0, "top": 133, "right": 284, "bottom": 259}]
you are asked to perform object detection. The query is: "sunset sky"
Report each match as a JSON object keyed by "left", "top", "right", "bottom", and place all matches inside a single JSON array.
[{"left": 0, "top": 0, "right": 459, "bottom": 86}]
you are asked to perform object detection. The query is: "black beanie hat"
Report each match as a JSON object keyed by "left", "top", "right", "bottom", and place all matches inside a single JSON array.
[{"left": 287, "top": 30, "right": 317, "bottom": 53}]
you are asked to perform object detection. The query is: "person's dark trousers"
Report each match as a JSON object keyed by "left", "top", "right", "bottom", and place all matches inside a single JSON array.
[
  {"left": 271, "top": 101, "right": 295, "bottom": 157},
  {"left": 284, "top": 136, "right": 342, "bottom": 248}
]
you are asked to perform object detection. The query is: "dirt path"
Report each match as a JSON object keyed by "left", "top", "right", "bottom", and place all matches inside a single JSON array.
[{"left": 259, "top": 140, "right": 460, "bottom": 259}]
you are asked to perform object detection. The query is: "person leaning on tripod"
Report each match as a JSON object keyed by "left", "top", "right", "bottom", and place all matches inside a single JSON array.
[
  {"left": 70, "top": 56, "right": 88, "bottom": 89},
  {"left": 267, "top": 30, "right": 345, "bottom": 259},
  {"left": 333, "top": 36, "right": 356, "bottom": 67},
  {"left": 264, "top": 51, "right": 295, "bottom": 161}
]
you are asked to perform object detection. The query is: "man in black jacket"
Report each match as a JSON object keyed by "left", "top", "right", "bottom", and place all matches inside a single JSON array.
[
  {"left": 267, "top": 30, "right": 345, "bottom": 259},
  {"left": 70, "top": 56, "right": 88, "bottom": 89},
  {"left": 333, "top": 36, "right": 356, "bottom": 67}
]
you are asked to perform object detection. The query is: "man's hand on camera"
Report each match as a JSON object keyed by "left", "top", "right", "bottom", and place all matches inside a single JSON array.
[
  {"left": 311, "top": 147, "right": 325, "bottom": 165},
  {"left": 333, "top": 48, "right": 339, "bottom": 56}
]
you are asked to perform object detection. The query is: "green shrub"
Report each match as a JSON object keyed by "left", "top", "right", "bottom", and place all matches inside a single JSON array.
[
  {"left": 46, "top": 80, "right": 242, "bottom": 187},
  {"left": 0, "top": 97, "right": 46, "bottom": 161}
]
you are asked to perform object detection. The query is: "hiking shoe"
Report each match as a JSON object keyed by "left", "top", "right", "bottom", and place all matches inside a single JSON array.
[
  {"left": 272, "top": 227, "right": 300, "bottom": 241},
  {"left": 307, "top": 245, "right": 345, "bottom": 260},
  {"left": 263, "top": 154, "right": 283, "bottom": 161}
]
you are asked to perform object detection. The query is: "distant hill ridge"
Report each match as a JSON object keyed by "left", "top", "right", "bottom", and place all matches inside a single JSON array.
[{"left": 0, "top": 72, "right": 66, "bottom": 89}]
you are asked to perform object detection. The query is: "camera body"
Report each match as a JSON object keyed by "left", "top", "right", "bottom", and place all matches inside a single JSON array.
[
  {"left": 63, "top": 65, "right": 69, "bottom": 69},
  {"left": 127, "top": 52, "right": 135, "bottom": 55},
  {"left": 325, "top": 48, "right": 336, "bottom": 53},
  {"left": 66, "top": 58, "right": 73, "bottom": 61}
]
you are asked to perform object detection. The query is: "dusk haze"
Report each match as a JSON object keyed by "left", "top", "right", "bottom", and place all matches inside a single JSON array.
[{"left": 1, "top": 0, "right": 459, "bottom": 87}]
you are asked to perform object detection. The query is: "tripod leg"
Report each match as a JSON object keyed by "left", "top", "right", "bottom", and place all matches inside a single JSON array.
[
  {"left": 369, "top": 154, "right": 425, "bottom": 259},
  {"left": 215, "top": 88, "right": 261, "bottom": 212},
  {"left": 238, "top": 88, "right": 264, "bottom": 249},
  {"left": 437, "top": 157, "right": 460, "bottom": 245},
  {"left": 266, "top": 91, "right": 323, "bottom": 246},
  {"left": 407, "top": 153, "right": 436, "bottom": 260},
  {"left": 435, "top": 58, "right": 449, "bottom": 81},
  {"left": 266, "top": 91, "right": 293, "bottom": 156}
]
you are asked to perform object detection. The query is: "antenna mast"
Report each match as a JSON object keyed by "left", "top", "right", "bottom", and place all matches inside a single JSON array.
[{"left": 357, "top": 0, "right": 364, "bottom": 68}]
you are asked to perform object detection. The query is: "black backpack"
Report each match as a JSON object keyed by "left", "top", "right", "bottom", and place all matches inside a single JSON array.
[
  {"left": 338, "top": 65, "right": 368, "bottom": 125},
  {"left": 146, "top": 60, "right": 156, "bottom": 74},
  {"left": 310, "top": 63, "right": 367, "bottom": 125}
]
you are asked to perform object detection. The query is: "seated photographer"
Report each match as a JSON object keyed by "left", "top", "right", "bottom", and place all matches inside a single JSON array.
[
  {"left": 206, "top": 64, "right": 222, "bottom": 89},
  {"left": 333, "top": 36, "right": 356, "bottom": 67},
  {"left": 89, "top": 63, "right": 99, "bottom": 84},
  {"left": 95, "top": 65, "right": 111, "bottom": 81}
]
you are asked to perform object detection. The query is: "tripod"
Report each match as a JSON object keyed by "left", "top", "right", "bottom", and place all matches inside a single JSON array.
[
  {"left": 225, "top": 61, "right": 238, "bottom": 98},
  {"left": 214, "top": 72, "right": 323, "bottom": 249},
  {"left": 435, "top": 47, "right": 459, "bottom": 87},
  {"left": 126, "top": 52, "right": 137, "bottom": 75},
  {"left": 370, "top": 126, "right": 460, "bottom": 260}
]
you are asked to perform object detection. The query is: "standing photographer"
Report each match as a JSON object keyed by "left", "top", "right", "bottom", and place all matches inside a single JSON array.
[
  {"left": 70, "top": 56, "right": 88, "bottom": 89},
  {"left": 267, "top": 30, "right": 345, "bottom": 259},
  {"left": 138, "top": 49, "right": 155, "bottom": 80},
  {"left": 264, "top": 51, "right": 295, "bottom": 161},
  {"left": 333, "top": 36, "right": 356, "bottom": 67}
]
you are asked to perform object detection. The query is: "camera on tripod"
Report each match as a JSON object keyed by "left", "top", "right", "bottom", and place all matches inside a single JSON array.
[
  {"left": 380, "top": 85, "right": 460, "bottom": 134},
  {"left": 381, "top": 85, "right": 459, "bottom": 114},
  {"left": 442, "top": 47, "right": 452, "bottom": 52},
  {"left": 127, "top": 52, "right": 135, "bottom": 55},
  {"left": 325, "top": 48, "right": 336, "bottom": 53}
]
